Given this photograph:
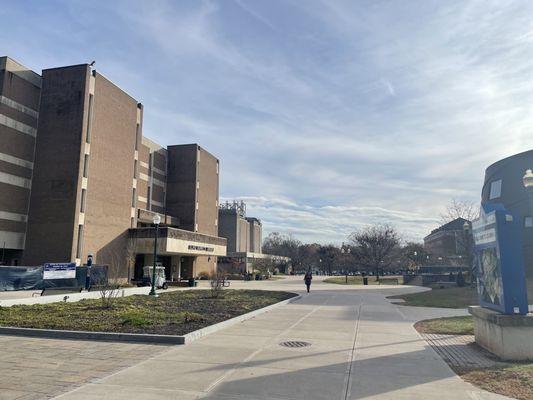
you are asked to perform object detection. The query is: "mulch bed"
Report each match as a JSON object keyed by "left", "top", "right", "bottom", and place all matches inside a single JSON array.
[{"left": 0, "top": 289, "right": 297, "bottom": 336}]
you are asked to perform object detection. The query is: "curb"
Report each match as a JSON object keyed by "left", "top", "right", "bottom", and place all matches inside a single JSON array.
[
  {"left": 0, "top": 293, "right": 301, "bottom": 345},
  {"left": 183, "top": 292, "right": 301, "bottom": 344}
]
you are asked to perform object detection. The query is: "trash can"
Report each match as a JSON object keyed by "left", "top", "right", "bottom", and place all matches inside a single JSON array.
[
  {"left": 188, "top": 278, "right": 196, "bottom": 287},
  {"left": 363, "top": 277, "right": 368, "bottom": 285}
]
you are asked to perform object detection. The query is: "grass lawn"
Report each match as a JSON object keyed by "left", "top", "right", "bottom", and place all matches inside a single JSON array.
[
  {"left": 415, "top": 316, "right": 473, "bottom": 335},
  {"left": 415, "top": 315, "right": 533, "bottom": 400},
  {"left": 388, "top": 286, "right": 478, "bottom": 308},
  {"left": 323, "top": 276, "right": 397, "bottom": 285},
  {"left": 0, "top": 289, "right": 297, "bottom": 336}
]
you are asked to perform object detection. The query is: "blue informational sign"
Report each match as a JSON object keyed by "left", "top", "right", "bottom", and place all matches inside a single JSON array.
[
  {"left": 43, "top": 263, "right": 76, "bottom": 280},
  {"left": 472, "top": 203, "right": 529, "bottom": 315}
]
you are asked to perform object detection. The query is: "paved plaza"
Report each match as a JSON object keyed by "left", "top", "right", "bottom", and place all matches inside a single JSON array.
[{"left": 0, "top": 277, "right": 509, "bottom": 399}]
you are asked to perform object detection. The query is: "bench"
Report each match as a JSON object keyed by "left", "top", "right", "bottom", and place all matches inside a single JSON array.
[
  {"left": 379, "top": 278, "right": 399, "bottom": 285},
  {"left": 39, "top": 286, "right": 83, "bottom": 297}
]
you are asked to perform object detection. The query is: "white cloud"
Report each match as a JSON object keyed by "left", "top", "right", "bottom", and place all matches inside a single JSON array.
[{"left": 3, "top": 0, "right": 533, "bottom": 244}]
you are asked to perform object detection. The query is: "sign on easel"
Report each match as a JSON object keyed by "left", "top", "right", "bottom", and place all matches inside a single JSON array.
[{"left": 472, "top": 203, "right": 528, "bottom": 315}]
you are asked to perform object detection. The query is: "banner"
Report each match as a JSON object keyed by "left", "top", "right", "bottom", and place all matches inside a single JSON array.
[{"left": 43, "top": 263, "right": 76, "bottom": 280}]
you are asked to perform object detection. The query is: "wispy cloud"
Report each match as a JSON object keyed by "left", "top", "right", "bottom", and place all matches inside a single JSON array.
[{"left": 2, "top": 0, "right": 533, "bottom": 243}]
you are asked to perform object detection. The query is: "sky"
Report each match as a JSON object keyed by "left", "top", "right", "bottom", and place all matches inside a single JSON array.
[{"left": 2, "top": 0, "right": 533, "bottom": 244}]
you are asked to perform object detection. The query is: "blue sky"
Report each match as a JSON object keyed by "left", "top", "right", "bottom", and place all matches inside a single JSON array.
[{"left": 2, "top": 0, "right": 533, "bottom": 243}]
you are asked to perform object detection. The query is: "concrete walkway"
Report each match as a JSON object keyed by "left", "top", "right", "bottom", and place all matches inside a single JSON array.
[{"left": 46, "top": 277, "right": 508, "bottom": 400}]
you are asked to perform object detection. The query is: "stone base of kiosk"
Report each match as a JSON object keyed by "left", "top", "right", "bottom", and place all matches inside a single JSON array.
[{"left": 469, "top": 306, "right": 533, "bottom": 360}]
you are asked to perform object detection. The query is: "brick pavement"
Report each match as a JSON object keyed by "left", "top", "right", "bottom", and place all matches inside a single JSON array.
[
  {"left": 0, "top": 335, "right": 169, "bottom": 400},
  {"left": 422, "top": 333, "right": 501, "bottom": 372}
]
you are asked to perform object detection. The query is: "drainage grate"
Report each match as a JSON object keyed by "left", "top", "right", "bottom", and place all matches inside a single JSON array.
[{"left": 279, "top": 341, "right": 311, "bottom": 348}]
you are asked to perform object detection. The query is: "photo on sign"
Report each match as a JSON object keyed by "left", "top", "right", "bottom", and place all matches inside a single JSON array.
[{"left": 476, "top": 247, "right": 503, "bottom": 306}]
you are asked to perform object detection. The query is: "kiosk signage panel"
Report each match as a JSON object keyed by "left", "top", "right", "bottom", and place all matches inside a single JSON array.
[{"left": 472, "top": 203, "right": 528, "bottom": 315}]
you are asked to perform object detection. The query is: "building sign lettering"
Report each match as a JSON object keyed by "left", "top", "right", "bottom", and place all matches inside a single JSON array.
[{"left": 188, "top": 244, "right": 214, "bottom": 252}]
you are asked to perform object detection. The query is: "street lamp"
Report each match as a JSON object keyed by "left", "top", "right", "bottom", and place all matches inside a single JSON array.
[
  {"left": 149, "top": 214, "right": 161, "bottom": 297},
  {"left": 341, "top": 244, "right": 351, "bottom": 283}
]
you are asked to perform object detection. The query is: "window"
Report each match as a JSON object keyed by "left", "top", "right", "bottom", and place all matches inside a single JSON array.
[
  {"left": 86, "top": 94, "right": 94, "bottom": 143},
  {"left": 83, "top": 154, "right": 89, "bottom": 178},
  {"left": 489, "top": 180, "right": 502, "bottom": 200},
  {"left": 80, "top": 189, "right": 86, "bottom": 213},
  {"left": 133, "top": 160, "right": 138, "bottom": 179},
  {"left": 525, "top": 217, "right": 533, "bottom": 228},
  {"left": 135, "top": 123, "right": 140, "bottom": 151},
  {"left": 76, "top": 224, "right": 84, "bottom": 259},
  {"left": 131, "top": 217, "right": 135, "bottom": 228},
  {"left": 132, "top": 188, "right": 136, "bottom": 207}
]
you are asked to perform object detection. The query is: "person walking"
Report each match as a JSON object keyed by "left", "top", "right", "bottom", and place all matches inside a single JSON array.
[{"left": 304, "top": 271, "right": 313, "bottom": 293}]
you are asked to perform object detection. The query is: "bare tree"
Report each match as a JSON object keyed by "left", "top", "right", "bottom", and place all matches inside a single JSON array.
[
  {"left": 317, "top": 244, "right": 339, "bottom": 275},
  {"left": 252, "top": 258, "right": 275, "bottom": 277},
  {"left": 98, "top": 253, "right": 122, "bottom": 309},
  {"left": 440, "top": 199, "right": 478, "bottom": 225},
  {"left": 349, "top": 224, "right": 400, "bottom": 280},
  {"left": 262, "top": 232, "right": 303, "bottom": 269},
  {"left": 401, "top": 242, "right": 428, "bottom": 269},
  {"left": 209, "top": 270, "right": 226, "bottom": 298},
  {"left": 125, "top": 235, "right": 137, "bottom": 282}
]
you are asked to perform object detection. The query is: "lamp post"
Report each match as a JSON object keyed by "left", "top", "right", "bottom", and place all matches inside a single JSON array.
[
  {"left": 462, "top": 220, "right": 474, "bottom": 283},
  {"left": 341, "top": 243, "right": 351, "bottom": 283},
  {"left": 149, "top": 214, "right": 161, "bottom": 297}
]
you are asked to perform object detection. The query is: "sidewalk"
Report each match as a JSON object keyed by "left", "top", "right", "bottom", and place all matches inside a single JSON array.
[{"left": 48, "top": 277, "right": 508, "bottom": 400}]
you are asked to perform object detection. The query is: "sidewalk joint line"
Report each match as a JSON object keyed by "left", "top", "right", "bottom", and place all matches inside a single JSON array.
[
  {"left": 203, "top": 293, "right": 340, "bottom": 394},
  {"left": 343, "top": 303, "right": 362, "bottom": 400}
]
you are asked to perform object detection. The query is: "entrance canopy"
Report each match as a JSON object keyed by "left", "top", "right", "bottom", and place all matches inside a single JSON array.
[{"left": 131, "top": 227, "right": 227, "bottom": 257}]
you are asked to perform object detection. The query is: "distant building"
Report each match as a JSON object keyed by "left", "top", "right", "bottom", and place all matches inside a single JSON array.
[
  {"left": 423, "top": 217, "right": 472, "bottom": 265},
  {"left": 218, "top": 201, "right": 250, "bottom": 253},
  {"left": 246, "top": 217, "right": 262, "bottom": 254},
  {"left": 0, "top": 57, "right": 41, "bottom": 265},
  {"left": 217, "top": 201, "right": 288, "bottom": 273},
  {"left": 0, "top": 57, "right": 227, "bottom": 280}
]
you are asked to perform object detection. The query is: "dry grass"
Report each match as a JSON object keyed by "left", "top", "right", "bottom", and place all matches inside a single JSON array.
[
  {"left": 415, "top": 316, "right": 473, "bottom": 335},
  {"left": 460, "top": 364, "right": 533, "bottom": 400},
  {"left": 415, "top": 315, "right": 533, "bottom": 400},
  {"left": 388, "top": 286, "right": 478, "bottom": 308}
]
